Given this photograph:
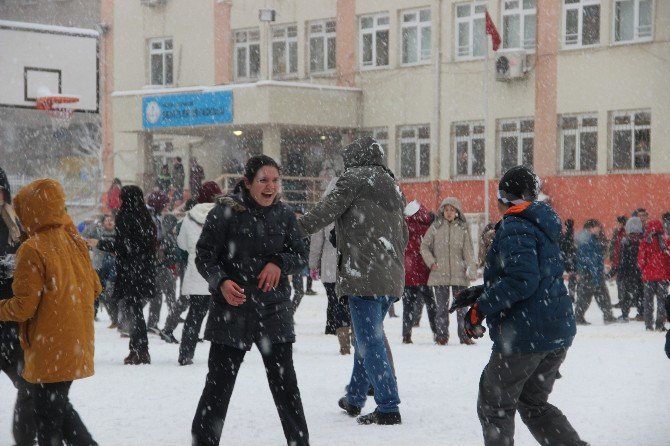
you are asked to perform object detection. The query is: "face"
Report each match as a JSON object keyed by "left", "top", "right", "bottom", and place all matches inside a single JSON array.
[
  {"left": 589, "top": 226, "right": 601, "bottom": 235},
  {"left": 638, "top": 212, "right": 648, "bottom": 224},
  {"left": 245, "top": 166, "right": 280, "bottom": 207},
  {"left": 443, "top": 205, "right": 458, "bottom": 222},
  {"left": 103, "top": 216, "right": 115, "bottom": 230}
]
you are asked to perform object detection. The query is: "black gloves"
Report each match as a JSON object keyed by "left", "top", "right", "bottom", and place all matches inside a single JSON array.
[
  {"left": 449, "top": 285, "right": 484, "bottom": 313},
  {"left": 464, "top": 304, "right": 486, "bottom": 339}
]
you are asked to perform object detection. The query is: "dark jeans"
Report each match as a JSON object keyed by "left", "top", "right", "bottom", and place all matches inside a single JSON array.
[
  {"left": 324, "top": 282, "right": 350, "bottom": 334},
  {"left": 643, "top": 280, "right": 668, "bottom": 329},
  {"left": 163, "top": 294, "right": 189, "bottom": 336},
  {"left": 192, "top": 342, "right": 309, "bottom": 446},
  {"left": 402, "top": 285, "right": 437, "bottom": 337},
  {"left": 34, "top": 381, "right": 97, "bottom": 446},
  {"left": 0, "top": 348, "right": 36, "bottom": 446},
  {"left": 432, "top": 285, "right": 467, "bottom": 341},
  {"left": 148, "top": 266, "right": 176, "bottom": 329},
  {"left": 128, "top": 297, "right": 149, "bottom": 353},
  {"left": 477, "top": 348, "right": 585, "bottom": 446},
  {"left": 179, "top": 294, "right": 210, "bottom": 361},
  {"left": 620, "top": 275, "right": 643, "bottom": 318},
  {"left": 291, "top": 274, "right": 305, "bottom": 313},
  {"left": 575, "top": 278, "right": 613, "bottom": 322}
]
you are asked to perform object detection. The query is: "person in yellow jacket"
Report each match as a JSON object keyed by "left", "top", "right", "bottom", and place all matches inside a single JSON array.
[{"left": 0, "top": 178, "right": 101, "bottom": 446}]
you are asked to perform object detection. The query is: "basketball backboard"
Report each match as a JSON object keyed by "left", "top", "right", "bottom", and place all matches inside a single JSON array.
[{"left": 0, "top": 20, "right": 98, "bottom": 112}]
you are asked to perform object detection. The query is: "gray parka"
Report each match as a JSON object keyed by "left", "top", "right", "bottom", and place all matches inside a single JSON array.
[{"left": 299, "top": 139, "right": 408, "bottom": 299}]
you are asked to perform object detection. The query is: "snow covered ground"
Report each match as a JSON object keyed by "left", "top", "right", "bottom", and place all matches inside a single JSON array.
[{"left": 1, "top": 281, "right": 669, "bottom": 445}]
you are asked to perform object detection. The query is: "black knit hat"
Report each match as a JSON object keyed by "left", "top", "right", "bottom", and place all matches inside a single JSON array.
[{"left": 498, "top": 165, "right": 540, "bottom": 204}]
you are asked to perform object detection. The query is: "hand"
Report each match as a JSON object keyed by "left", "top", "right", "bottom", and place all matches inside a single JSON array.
[
  {"left": 220, "top": 280, "right": 246, "bottom": 306},
  {"left": 258, "top": 262, "right": 281, "bottom": 292},
  {"left": 86, "top": 238, "right": 99, "bottom": 249},
  {"left": 310, "top": 268, "right": 320, "bottom": 281},
  {"left": 449, "top": 285, "right": 484, "bottom": 313},
  {"left": 463, "top": 304, "right": 486, "bottom": 339},
  {"left": 431, "top": 263, "right": 439, "bottom": 271}
]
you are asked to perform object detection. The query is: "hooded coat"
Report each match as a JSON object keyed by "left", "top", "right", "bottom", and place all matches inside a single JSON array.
[
  {"left": 195, "top": 190, "right": 307, "bottom": 350},
  {"left": 0, "top": 179, "right": 101, "bottom": 383},
  {"left": 298, "top": 138, "right": 408, "bottom": 299},
  {"left": 637, "top": 219, "right": 670, "bottom": 281},
  {"left": 404, "top": 204, "right": 433, "bottom": 286},
  {"left": 575, "top": 229, "right": 605, "bottom": 285},
  {"left": 420, "top": 197, "right": 476, "bottom": 287},
  {"left": 178, "top": 202, "right": 216, "bottom": 295},
  {"left": 478, "top": 201, "right": 576, "bottom": 354}
]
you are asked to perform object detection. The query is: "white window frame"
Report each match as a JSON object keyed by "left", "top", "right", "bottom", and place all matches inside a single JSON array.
[
  {"left": 148, "top": 37, "right": 173, "bottom": 86},
  {"left": 399, "top": 125, "right": 431, "bottom": 179},
  {"left": 610, "top": 109, "right": 651, "bottom": 172},
  {"left": 497, "top": 118, "right": 534, "bottom": 175},
  {"left": 234, "top": 28, "right": 261, "bottom": 81},
  {"left": 359, "top": 12, "right": 390, "bottom": 70},
  {"left": 559, "top": 113, "right": 598, "bottom": 173},
  {"left": 271, "top": 24, "right": 299, "bottom": 77},
  {"left": 401, "top": 8, "right": 432, "bottom": 66},
  {"left": 455, "top": 1, "right": 488, "bottom": 61},
  {"left": 453, "top": 121, "right": 486, "bottom": 177},
  {"left": 308, "top": 19, "right": 337, "bottom": 74},
  {"left": 501, "top": 0, "right": 537, "bottom": 51},
  {"left": 562, "top": 0, "right": 601, "bottom": 49},
  {"left": 612, "top": 0, "right": 654, "bottom": 45}
]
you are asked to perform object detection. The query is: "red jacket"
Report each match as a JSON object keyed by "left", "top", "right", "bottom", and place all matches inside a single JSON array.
[
  {"left": 637, "top": 220, "right": 670, "bottom": 281},
  {"left": 404, "top": 205, "right": 433, "bottom": 286},
  {"left": 107, "top": 184, "right": 121, "bottom": 211}
]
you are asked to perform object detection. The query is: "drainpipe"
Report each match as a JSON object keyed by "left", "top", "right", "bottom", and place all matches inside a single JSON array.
[{"left": 433, "top": 0, "right": 443, "bottom": 210}]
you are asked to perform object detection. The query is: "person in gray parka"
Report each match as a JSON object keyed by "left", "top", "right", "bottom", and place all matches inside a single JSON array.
[{"left": 299, "top": 136, "right": 408, "bottom": 426}]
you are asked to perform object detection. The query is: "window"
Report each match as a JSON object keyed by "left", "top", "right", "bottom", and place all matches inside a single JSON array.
[
  {"left": 309, "top": 20, "right": 336, "bottom": 73},
  {"left": 502, "top": 0, "right": 537, "bottom": 50},
  {"left": 498, "top": 118, "right": 534, "bottom": 174},
  {"left": 563, "top": 0, "right": 600, "bottom": 47},
  {"left": 614, "top": 0, "right": 653, "bottom": 43},
  {"left": 560, "top": 114, "right": 598, "bottom": 172},
  {"left": 454, "top": 122, "right": 486, "bottom": 176},
  {"left": 611, "top": 110, "right": 650, "bottom": 170},
  {"left": 359, "top": 13, "right": 390, "bottom": 69},
  {"left": 455, "top": 1, "right": 487, "bottom": 60},
  {"left": 234, "top": 29, "right": 260, "bottom": 80},
  {"left": 399, "top": 125, "right": 430, "bottom": 179},
  {"left": 149, "top": 38, "right": 173, "bottom": 86},
  {"left": 358, "top": 128, "right": 389, "bottom": 165},
  {"left": 272, "top": 25, "right": 298, "bottom": 77},
  {"left": 401, "top": 8, "right": 432, "bottom": 65}
]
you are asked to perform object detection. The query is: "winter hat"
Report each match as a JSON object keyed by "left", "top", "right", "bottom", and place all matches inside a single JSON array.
[
  {"left": 497, "top": 165, "right": 540, "bottom": 205},
  {"left": 342, "top": 136, "right": 385, "bottom": 170},
  {"left": 404, "top": 200, "right": 421, "bottom": 217},
  {"left": 616, "top": 215, "right": 627, "bottom": 225},
  {"left": 625, "top": 216, "right": 643, "bottom": 234},
  {"left": 146, "top": 189, "right": 169, "bottom": 214},
  {"left": 197, "top": 181, "right": 222, "bottom": 204}
]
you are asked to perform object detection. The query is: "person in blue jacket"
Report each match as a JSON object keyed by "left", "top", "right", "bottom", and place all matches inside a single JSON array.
[{"left": 452, "top": 166, "right": 587, "bottom": 446}]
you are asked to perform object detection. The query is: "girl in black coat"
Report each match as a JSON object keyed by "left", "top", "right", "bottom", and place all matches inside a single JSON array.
[
  {"left": 191, "top": 155, "right": 309, "bottom": 446},
  {"left": 92, "top": 186, "right": 156, "bottom": 365}
]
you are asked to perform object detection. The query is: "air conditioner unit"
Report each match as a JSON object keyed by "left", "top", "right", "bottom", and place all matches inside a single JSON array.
[
  {"left": 141, "top": 0, "right": 166, "bottom": 7},
  {"left": 495, "top": 50, "right": 527, "bottom": 81}
]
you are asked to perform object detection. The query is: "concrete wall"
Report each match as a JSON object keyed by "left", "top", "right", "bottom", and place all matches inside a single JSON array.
[{"left": 0, "top": 0, "right": 100, "bottom": 28}]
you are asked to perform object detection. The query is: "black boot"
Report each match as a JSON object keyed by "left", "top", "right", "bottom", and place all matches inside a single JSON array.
[
  {"left": 357, "top": 409, "right": 401, "bottom": 425},
  {"left": 338, "top": 397, "right": 361, "bottom": 416}
]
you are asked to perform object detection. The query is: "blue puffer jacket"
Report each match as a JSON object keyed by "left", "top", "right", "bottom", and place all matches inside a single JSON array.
[
  {"left": 478, "top": 201, "right": 576, "bottom": 354},
  {"left": 575, "top": 230, "right": 605, "bottom": 285}
]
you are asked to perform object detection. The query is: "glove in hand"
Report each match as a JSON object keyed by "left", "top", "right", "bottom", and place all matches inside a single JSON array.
[
  {"left": 463, "top": 304, "right": 486, "bottom": 339},
  {"left": 449, "top": 285, "right": 484, "bottom": 313}
]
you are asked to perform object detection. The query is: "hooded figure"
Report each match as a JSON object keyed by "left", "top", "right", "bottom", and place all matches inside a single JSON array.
[
  {"left": 637, "top": 219, "right": 670, "bottom": 330},
  {"left": 618, "top": 216, "right": 644, "bottom": 320}
]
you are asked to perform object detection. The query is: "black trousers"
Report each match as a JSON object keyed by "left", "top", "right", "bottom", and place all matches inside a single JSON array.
[
  {"left": 477, "top": 348, "right": 586, "bottom": 446},
  {"left": 127, "top": 297, "right": 149, "bottom": 353},
  {"left": 0, "top": 348, "right": 36, "bottom": 446},
  {"left": 33, "top": 381, "right": 97, "bottom": 446},
  {"left": 178, "top": 294, "right": 210, "bottom": 361},
  {"left": 575, "top": 278, "right": 613, "bottom": 322},
  {"left": 324, "top": 282, "right": 350, "bottom": 334},
  {"left": 402, "top": 285, "right": 437, "bottom": 337},
  {"left": 192, "top": 342, "right": 309, "bottom": 446},
  {"left": 291, "top": 275, "right": 305, "bottom": 313}
]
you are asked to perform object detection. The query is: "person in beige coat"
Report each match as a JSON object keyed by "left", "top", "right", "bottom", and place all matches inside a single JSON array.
[{"left": 420, "top": 197, "right": 476, "bottom": 345}]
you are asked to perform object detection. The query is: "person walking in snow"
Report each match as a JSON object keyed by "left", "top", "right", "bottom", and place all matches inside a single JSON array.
[
  {"left": 574, "top": 220, "right": 616, "bottom": 325},
  {"left": 172, "top": 181, "right": 221, "bottom": 365},
  {"left": 451, "top": 165, "right": 586, "bottom": 446},
  {"left": 637, "top": 219, "right": 670, "bottom": 331},
  {"left": 618, "top": 216, "right": 644, "bottom": 322},
  {"left": 89, "top": 186, "right": 157, "bottom": 365},
  {"left": 0, "top": 179, "right": 101, "bottom": 445},
  {"left": 192, "top": 155, "right": 309, "bottom": 446},
  {"left": 420, "top": 197, "right": 477, "bottom": 345},
  {"left": 298, "top": 135, "right": 408, "bottom": 426},
  {"left": 83, "top": 214, "right": 118, "bottom": 325},
  {"left": 402, "top": 200, "right": 437, "bottom": 344},
  {"left": 560, "top": 219, "right": 577, "bottom": 302}
]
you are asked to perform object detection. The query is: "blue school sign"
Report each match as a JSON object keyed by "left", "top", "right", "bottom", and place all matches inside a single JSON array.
[{"left": 142, "top": 90, "right": 233, "bottom": 129}]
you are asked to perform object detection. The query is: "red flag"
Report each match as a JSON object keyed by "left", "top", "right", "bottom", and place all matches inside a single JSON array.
[{"left": 485, "top": 10, "right": 501, "bottom": 51}]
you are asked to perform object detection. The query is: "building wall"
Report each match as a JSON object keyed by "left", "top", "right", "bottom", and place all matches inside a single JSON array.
[{"left": 0, "top": 0, "right": 100, "bottom": 27}]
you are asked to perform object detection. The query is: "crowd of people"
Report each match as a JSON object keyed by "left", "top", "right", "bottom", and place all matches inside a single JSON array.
[{"left": 0, "top": 136, "right": 668, "bottom": 445}]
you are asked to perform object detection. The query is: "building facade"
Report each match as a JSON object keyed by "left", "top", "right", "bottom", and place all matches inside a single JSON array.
[{"left": 107, "top": 0, "right": 670, "bottom": 230}]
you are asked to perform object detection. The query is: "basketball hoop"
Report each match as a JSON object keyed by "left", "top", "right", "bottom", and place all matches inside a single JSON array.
[{"left": 36, "top": 94, "right": 80, "bottom": 130}]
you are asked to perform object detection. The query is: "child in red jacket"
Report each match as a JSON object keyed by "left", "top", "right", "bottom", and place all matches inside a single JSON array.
[{"left": 637, "top": 219, "right": 670, "bottom": 331}]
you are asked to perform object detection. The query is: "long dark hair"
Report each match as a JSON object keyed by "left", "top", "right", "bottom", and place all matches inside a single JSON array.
[
  {"left": 118, "top": 186, "right": 155, "bottom": 237},
  {"left": 233, "top": 155, "right": 281, "bottom": 194}
]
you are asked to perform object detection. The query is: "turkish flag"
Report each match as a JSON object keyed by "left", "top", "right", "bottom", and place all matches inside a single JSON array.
[{"left": 485, "top": 10, "right": 501, "bottom": 51}]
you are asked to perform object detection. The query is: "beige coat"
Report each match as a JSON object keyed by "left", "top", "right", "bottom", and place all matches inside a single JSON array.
[{"left": 420, "top": 197, "right": 476, "bottom": 287}]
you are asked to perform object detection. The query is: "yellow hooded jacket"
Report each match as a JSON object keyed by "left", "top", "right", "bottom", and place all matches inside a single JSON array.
[{"left": 0, "top": 179, "right": 101, "bottom": 383}]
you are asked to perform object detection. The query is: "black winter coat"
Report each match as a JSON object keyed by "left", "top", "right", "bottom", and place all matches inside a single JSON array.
[
  {"left": 196, "top": 191, "right": 307, "bottom": 350},
  {"left": 619, "top": 235, "right": 643, "bottom": 282},
  {"left": 0, "top": 169, "right": 20, "bottom": 363}
]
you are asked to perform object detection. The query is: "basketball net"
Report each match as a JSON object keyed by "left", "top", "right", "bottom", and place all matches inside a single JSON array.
[{"left": 35, "top": 95, "right": 79, "bottom": 130}]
